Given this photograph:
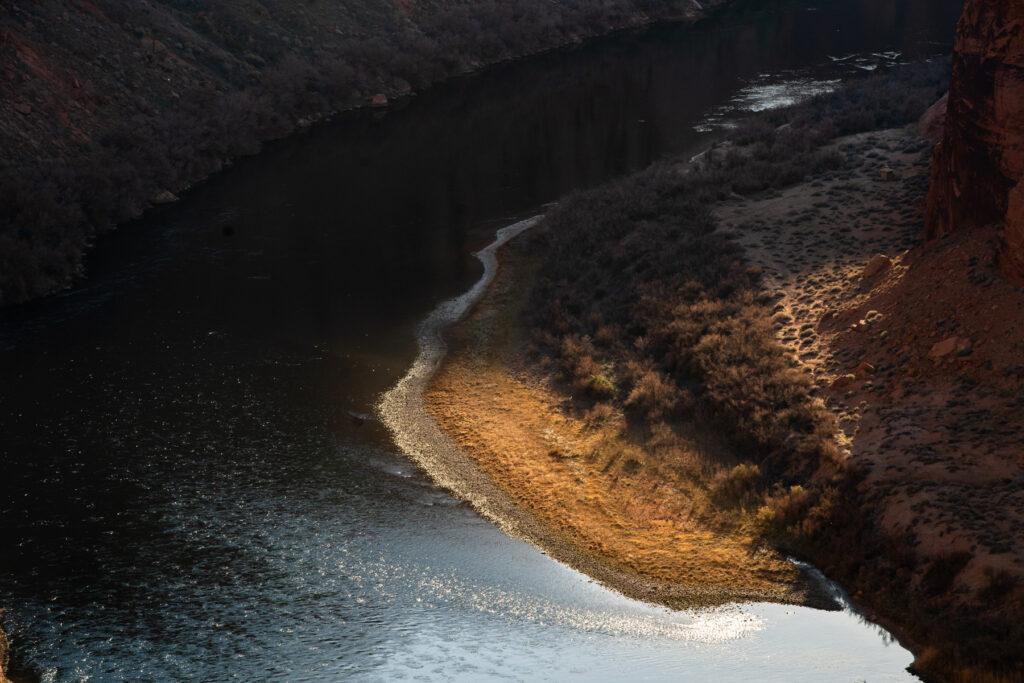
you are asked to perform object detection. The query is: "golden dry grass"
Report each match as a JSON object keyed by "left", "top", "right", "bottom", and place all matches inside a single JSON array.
[{"left": 425, "top": 245, "right": 817, "bottom": 607}]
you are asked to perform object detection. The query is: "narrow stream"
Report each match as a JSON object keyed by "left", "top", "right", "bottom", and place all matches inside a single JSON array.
[{"left": 0, "top": 1, "right": 962, "bottom": 680}]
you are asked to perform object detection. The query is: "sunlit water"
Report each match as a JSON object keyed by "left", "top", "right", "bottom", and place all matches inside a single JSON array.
[{"left": 0, "top": 0, "right": 961, "bottom": 680}]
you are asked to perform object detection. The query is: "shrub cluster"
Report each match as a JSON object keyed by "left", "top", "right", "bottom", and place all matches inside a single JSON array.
[
  {"left": 521, "top": 61, "right": 1024, "bottom": 679},
  {"left": 527, "top": 61, "right": 950, "bottom": 482}
]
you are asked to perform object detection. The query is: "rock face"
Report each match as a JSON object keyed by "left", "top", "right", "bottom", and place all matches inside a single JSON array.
[
  {"left": 917, "top": 92, "right": 947, "bottom": 143},
  {"left": 925, "top": 1, "right": 1024, "bottom": 280},
  {"left": 861, "top": 253, "right": 892, "bottom": 280}
]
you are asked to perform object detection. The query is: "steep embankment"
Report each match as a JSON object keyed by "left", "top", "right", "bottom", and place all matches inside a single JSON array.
[
  {"left": 722, "top": 126, "right": 1024, "bottom": 682},
  {"left": 0, "top": 0, "right": 725, "bottom": 306},
  {"left": 425, "top": 238, "right": 826, "bottom": 610},
  {"left": 926, "top": 0, "right": 1024, "bottom": 281},
  {"left": 423, "top": 59, "right": 944, "bottom": 615},
  {"left": 425, "top": 60, "right": 1024, "bottom": 681}
]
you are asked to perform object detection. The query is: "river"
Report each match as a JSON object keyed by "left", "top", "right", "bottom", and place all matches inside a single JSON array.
[{"left": 0, "top": 0, "right": 962, "bottom": 680}]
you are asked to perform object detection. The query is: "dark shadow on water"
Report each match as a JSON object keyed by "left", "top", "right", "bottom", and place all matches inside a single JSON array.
[{"left": 0, "top": 0, "right": 962, "bottom": 679}]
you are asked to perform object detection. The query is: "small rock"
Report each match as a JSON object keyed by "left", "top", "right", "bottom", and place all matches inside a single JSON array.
[
  {"left": 831, "top": 374, "right": 859, "bottom": 390},
  {"left": 880, "top": 167, "right": 897, "bottom": 181},
  {"left": 370, "top": 93, "right": 388, "bottom": 108},
  {"left": 862, "top": 253, "right": 892, "bottom": 279},
  {"left": 855, "top": 361, "right": 876, "bottom": 377},
  {"left": 955, "top": 338, "right": 974, "bottom": 356},
  {"left": 347, "top": 410, "right": 374, "bottom": 425},
  {"left": 918, "top": 93, "right": 948, "bottom": 142},
  {"left": 152, "top": 190, "right": 179, "bottom": 205},
  {"left": 929, "top": 336, "right": 960, "bottom": 358},
  {"left": 14, "top": 101, "right": 32, "bottom": 115}
]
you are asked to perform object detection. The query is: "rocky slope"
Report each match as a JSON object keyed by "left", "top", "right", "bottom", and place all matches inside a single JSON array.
[
  {"left": 925, "top": 0, "right": 1024, "bottom": 280},
  {"left": 457, "top": 57, "right": 1022, "bottom": 679},
  {"left": 0, "top": 0, "right": 722, "bottom": 306}
]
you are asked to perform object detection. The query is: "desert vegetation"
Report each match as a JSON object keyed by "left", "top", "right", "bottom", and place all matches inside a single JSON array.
[
  {"left": 0, "top": 0, "right": 721, "bottom": 305},
  {"left": 515, "top": 61, "right": 1022, "bottom": 680},
  {"left": 526, "top": 62, "right": 949, "bottom": 483}
]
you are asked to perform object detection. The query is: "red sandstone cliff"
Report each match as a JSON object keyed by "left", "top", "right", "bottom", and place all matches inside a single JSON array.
[{"left": 925, "top": 1, "right": 1024, "bottom": 280}]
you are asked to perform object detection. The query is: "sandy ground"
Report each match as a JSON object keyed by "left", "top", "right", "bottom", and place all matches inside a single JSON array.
[{"left": 718, "top": 127, "right": 1024, "bottom": 604}]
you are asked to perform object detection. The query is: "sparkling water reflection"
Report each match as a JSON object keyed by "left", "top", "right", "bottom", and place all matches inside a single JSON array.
[{"left": 0, "top": 0, "right": 962, "bottom": 680}]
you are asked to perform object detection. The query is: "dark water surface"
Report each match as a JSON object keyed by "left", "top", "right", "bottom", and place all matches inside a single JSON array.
[{"left": 1, "top": 1, "right": 962, "bottom": 680}]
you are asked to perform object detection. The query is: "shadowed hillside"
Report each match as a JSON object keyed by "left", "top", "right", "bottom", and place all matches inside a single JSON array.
[{"left": 0, "top": 0, "right": 722, "bottom": 305}]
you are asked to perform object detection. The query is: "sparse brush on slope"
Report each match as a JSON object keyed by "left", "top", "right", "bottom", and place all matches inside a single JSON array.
[
  {"left": 526, "top": 61, "right": 950, "bottom": 488},
  {"left": 0, "top": 0, "right": 720, "bottom": 305},
  {"left": 520, "top": 60, "right": 1024, "bottom": 680}
]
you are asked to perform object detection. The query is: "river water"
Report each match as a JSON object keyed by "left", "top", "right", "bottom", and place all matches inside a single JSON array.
[{"left": 0, "top": 1, "right": 962, "bottom": 680}]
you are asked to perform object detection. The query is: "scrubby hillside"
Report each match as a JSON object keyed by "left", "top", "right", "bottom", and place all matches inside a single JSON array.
[
  {"left": 0, "top": 0, "right": 719, "bottom": 305},
  {"left": 446, "top": 60, "right": 1024, "bottom": 680}
]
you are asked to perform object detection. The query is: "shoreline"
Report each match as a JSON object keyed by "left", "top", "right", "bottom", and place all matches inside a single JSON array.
[
  {"left": 718, "top": 118, "right": 1024, "bottom": 680},
  {"left": 382, "top": 59, "right": 1024, "bottom": 679},
  {"left": 408, "top": 114, "right": 1024, "bottom": 681},
  {"left": 378, "top": 215, "right": 837, "bottom": 611},
  {"left": 0, "top": 2, "right": 732, "bottom": 308}
]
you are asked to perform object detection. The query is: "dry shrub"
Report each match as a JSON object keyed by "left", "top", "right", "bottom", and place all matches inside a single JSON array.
[
  {"left": 922, "top": 552, "right": 973, "bottom": 596},
  {"left": 521, "top": 59, "right": 1024, "bottom": 680},
  {"left": 710, "top": 462, "right": 762, "bottom": 508},
  {"left": 624, "top": 367, "right": 683, "bottom": 421},
  {"left": 978, "top": 569, "right": 1019, "bottom": 605}
]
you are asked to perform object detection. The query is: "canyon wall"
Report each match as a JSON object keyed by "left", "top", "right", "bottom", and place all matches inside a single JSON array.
[
  {"left": 0, "top": 0, "right": 723, "bottom": 306},
  {"left": 925, "top": 1, "right": 1024, "bottom": 280}
]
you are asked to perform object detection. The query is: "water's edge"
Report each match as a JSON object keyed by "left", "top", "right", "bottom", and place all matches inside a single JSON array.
[
  {"left": 377, "top": 215, "right": 867, "bottom": 612},
  {"left": 376, "top": 213, "right": 925, "bottom": 683},
  {"left": 377, "top": 216, "right": 543, "bottom": 535}
]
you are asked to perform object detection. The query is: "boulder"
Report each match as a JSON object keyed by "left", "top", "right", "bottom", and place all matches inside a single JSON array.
[
  {"left": 918, "top": 92, "right": 948, "bottom": 142},
  {"left": 830, "top": 373, "right": 859, "bottom": 390},
  {"left": 929, "top": 336, "right": 961, "bottom": 358},
  {"left": 855, "top": 361, "right": 876, "bottom": 377},
  {"left": 862, "top": 253, "right": 892, "bottom": 279},
  {"left": 347, "top": 410, "right": 374, "bottom": 425}
]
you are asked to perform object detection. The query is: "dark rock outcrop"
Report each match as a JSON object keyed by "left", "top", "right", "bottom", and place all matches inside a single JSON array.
[
  {"left": 925, "top": 1, "right": 1024, "bottom": 280},
  {"left": 917, "top": 91, "right": 947, "bottom": 142}
]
